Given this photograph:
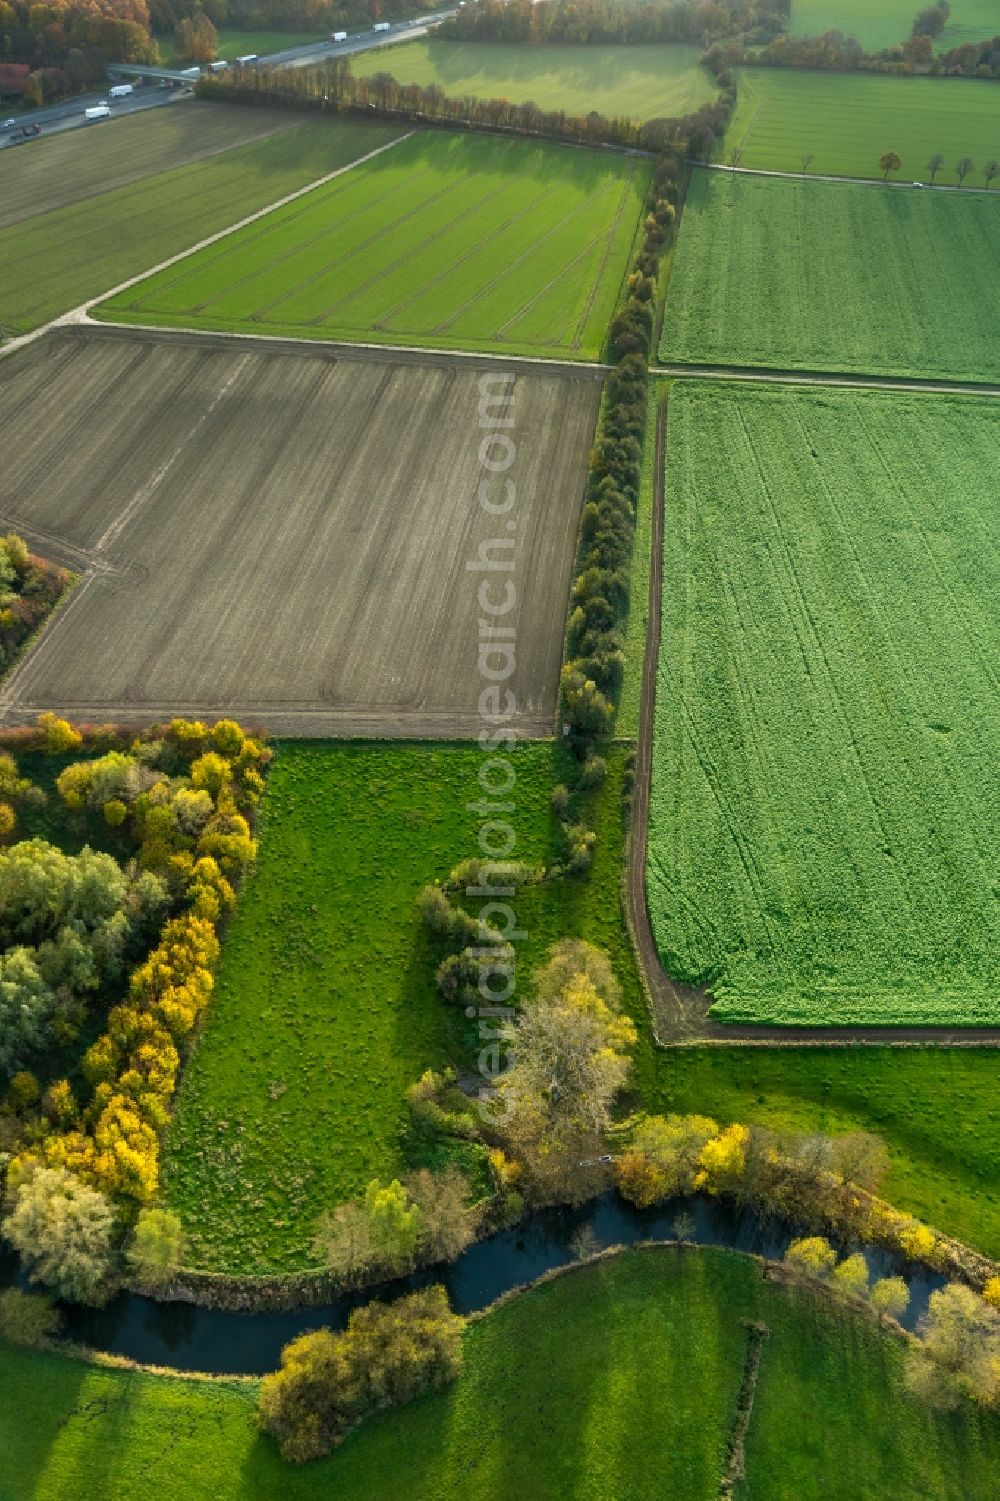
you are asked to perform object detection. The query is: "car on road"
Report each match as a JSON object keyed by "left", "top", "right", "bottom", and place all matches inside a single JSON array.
[
  {"left": 2, "top": 117, "right": 16, "bottom": 128},
  {"left": 913, "top": 181, "right": 925, "bottom": 188}
]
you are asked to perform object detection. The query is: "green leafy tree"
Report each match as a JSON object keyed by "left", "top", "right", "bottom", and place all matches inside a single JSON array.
[
  {"left": 128, "top": 1208, "right": 186, "bottom": 1286},
  {"left": 832, "top": 1252, "right": 870, "bottom": 1299},
  {"left": 0, "top": 1287, "right": 61, "bottom": 1348},
  {"left": 3, "top": 1167, "right": 116, "bottom": 1304},
  {"left": 871, "top": 1276, "right": 910, "bottom": 1324}
]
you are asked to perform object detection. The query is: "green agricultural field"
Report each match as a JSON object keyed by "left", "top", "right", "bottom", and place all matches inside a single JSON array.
[
  {"left": 162, "top": 741, "right": 643, "bottom": 1272},
  {"left": 788, "top": 0, "right": 1000, "bottom": 52},
  {"left": 161, "top": 737, "right": 1000, "bottom": 1270},
  {"left": 647, "top": 380, "right": 999, "bottom": 1027},
  {"left": 98, "top": 131, "right": 649, "bottom": 360},
  {"left": 5, "top": 1248, "right": 1000, "bottom": 1499},
  {"left": 157, "top": 27, "right": 326, "bottom": 65},
  {"left": 722, "top": 67, "right": 1000, "bottom": 179},
  {"left": 0, "top": 118, "right": 403, "bottom": 337},
  {"left": 660, "top": 168, "right": 1000, "bottom": 381},
  {"left": 350, "top": 39, "right": 718, "bottom": 119}
]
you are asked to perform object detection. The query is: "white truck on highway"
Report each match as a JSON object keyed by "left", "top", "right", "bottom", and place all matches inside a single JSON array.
[
  {"left": 84, "top": 104, "right": 111, "bottom": 121},
  {"left": 108, "top": 83, "right": 133, "bottom": 99},
  {"left": 235, "top": 53, "right": 258, "bottom": 65},
  {"left": 209, "top": 60, "right": 229, "bottom": 72},
  {"left": 373, "top": 21, "right": 390, "bottom": 31},
  {"left": 330, "top": 29, "right": 347, "bottom": 40}
]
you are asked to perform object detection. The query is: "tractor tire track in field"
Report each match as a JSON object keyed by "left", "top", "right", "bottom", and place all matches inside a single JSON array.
[
  {"left": 0, "top": 129, "right": 417, "bottom": 367},
  {"left": 626, "top": 396, "right": 1000, "bottom": 1050}
]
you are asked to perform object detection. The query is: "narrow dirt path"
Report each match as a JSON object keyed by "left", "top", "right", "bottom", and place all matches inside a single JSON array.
[
  {"left": 655, "top": 363, "right": 1000, "bottom": 399},
  {"left": 625, "top": 391, "right": 1000, "bottom": 1050}
]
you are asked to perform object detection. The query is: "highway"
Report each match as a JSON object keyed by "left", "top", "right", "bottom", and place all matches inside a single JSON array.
[
  {"left": 0, "top": 10, "right": 456, "bottom": 152},
  {"left": 0, "top": 83, "right": 183, "bottom": 150}
]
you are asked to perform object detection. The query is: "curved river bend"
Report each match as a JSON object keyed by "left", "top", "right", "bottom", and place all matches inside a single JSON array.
[{"left": 1, "top": 1194, "right": 944, "bottom": 1375}]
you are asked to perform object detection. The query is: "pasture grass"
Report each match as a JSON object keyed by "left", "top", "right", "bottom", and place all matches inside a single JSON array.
[
  {"left": 98, "top": 130, "right": 649, "bottom": 361},
  {"left": 0, "top": 118, "right": 403, "bottom": 336},
  {"left": 350, "top": 39, "right": 718, "bottom": 119},
  {"left": 722, "top": 66, "right": 1000, "bottom": 179},
  {"left": 660, "top": 168, "right": 1000, "bottom": 381},
  {"left": 647, "top": 379, "right": 999, "bottom": 1026},
  {"left": 161, "top": 740, "right": 642, "bottom": 1272},
  {"left": 4, "top": 1247, "right": 1000, "bottom": 1498},
  {"left": 788, "top": 0, "right": 1000, "bottom": 52}
]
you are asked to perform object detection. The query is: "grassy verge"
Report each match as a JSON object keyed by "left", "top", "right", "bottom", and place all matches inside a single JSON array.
[
  {"left": 4, "top": 1246, "right": 1000, "bottom": 1497},
  {"left": 0, "top": 118, "right": 404, "bottom": 337},
  {"left": 615, "top": 385, "right": 661, "bottom": 738}
]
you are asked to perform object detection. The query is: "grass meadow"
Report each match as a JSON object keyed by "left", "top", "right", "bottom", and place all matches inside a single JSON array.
[
  {"left": 161, "top": 741, "right": 643, "bottom": 1272},
  {"left": 647, "top": 380, "right": 999, "bottom": 1027},
  {"left": 98, "top": 131, "right": 649, "bottom": 360},
  {"left": 660, "top": 168, "right": 1000, "bottom": 381},
  {"left": 722, "top": 67, "right": 1000, "bottom": 179},
  {"left": 0, "top": 118, "right": 403, "bottom": 337},
  {"left": 788, "top": 0, "right": 1000, "bottom": 52},
  {"left": 5, "top": 1247, "right": 1000, "bottom": 1498},
  {"left": 350, "top": 39, "right": 718, "bottom": 119}
]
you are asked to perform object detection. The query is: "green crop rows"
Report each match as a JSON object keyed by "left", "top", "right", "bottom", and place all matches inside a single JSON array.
[
  {"left": 660, "top": 168, "right": 1000, "bottom": 382},
  {"left": 98, "top": 131, "right": 648, "bottom": 360},
  {"left": 350, "top": 39, "right": 718, "bottom": 120},
  {"left": 647, "top": 380, "right": 999, "bottom": 1027},
  {"left": 722, "top": 67, "right": 1000, "bottom": 179}
]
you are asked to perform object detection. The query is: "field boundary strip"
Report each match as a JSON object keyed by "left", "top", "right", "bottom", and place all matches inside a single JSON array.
[
  {"left": 696, "top": 161, "right": 1000, "bottom": 195},
  {"left": 0, "top": 128, "right": 418, "bottom": 366},
  {"left": 655, "top": 365, "right": 1000, "bottom": 398}
]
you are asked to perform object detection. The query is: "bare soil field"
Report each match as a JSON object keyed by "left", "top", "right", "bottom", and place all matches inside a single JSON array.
[
  {"left": 0, "top": 327, "right": 600, "bottom": 736},
  {"left": 0, "top": 102, "right": 298, "bottom": 230}
]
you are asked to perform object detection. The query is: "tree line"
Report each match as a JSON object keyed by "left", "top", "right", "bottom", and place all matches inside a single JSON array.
[
  {"left": 197, "top": 55, "right": 734, "bottom": 153},
  {"left": 749, "top": 22, "right": 1000, "bottom": 79},
  {"left": 437, "top": 0, "right": 790, "bottom": 48}
]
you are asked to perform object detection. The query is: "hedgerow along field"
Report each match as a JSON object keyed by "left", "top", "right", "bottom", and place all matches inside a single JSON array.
[
  {"left": 98, "top": 131, "right": 650, "bottom": 361},
  {"left": 660, "top": 169, "right": 1000, "bottom": 382},
  {"left": 788, "top": 0, "right": 1000, "bottom": 51},
  {"left": 722, "top": 67, "right": 1000, "bottom": 179},
  {"left": 647, "top": 380, "right": 999, "bottom": 1027},
  {"left": 349, "top": 39, "right": 718, "bottom": 119},
  {"left": 162, "top": 740, "right": 645, "bottom": 1272},
  {"left": 6, "top": 1248, "right": 1000, "bottom": 1499},
  {"left": 0, "top": 116, "right": 403, "bottom": 337}
]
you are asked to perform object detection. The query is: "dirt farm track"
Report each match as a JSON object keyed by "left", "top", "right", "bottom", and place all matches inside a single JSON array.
[{"left": 0, "top": 326, "right": 602, "bottom": 737}]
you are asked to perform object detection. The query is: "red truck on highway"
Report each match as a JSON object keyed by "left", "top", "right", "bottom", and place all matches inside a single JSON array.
[{"left": 7, "top": 122, "right": 41, "bottom": 143}]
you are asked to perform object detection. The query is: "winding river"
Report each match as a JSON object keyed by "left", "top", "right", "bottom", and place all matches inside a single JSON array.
[{"left": 1, "top": 1193, "right": 945, "bottom": 1376}]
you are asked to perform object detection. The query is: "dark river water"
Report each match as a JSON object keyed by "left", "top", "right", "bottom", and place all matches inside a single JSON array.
[{"left": 1, "top": 1193, "right": 943, "bottom": 1375}]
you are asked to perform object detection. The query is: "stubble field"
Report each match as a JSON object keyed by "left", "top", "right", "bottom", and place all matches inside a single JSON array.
[
  {"left": 660, "top": 168, "right": 1000, "bottom": 382},
  {"left": 647, "top": 379, "right": 999, "bottom": 1027},
  {"left": 349, "top": 40, "right": 718, "bottom": 119},
  {"left": 98, "top": 130, "right": 650, "bottom": 361},
  {"left": 0, "top": 328, "right": 599, "bottom": 735},
  {"left": 722, "top": 67, "right": 1000, "bottom": 179}
]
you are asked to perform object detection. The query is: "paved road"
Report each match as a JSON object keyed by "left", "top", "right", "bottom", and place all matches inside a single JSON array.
[
  {"left": 655, "top": 363, "right": 1000, "bottom": 397},
  {"left": 700, "top": 160, "right": 999, "bottom": 195},
  {"left": 262, "top": 9, "right": 457, "bottom": 69},
  {"left": 0, "top": 83, "right": 185, "bottom": 151}
]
